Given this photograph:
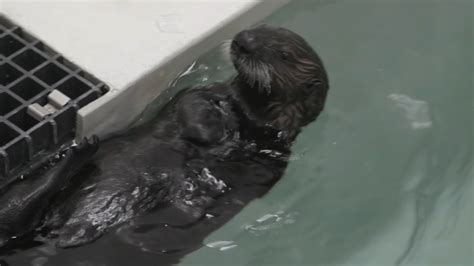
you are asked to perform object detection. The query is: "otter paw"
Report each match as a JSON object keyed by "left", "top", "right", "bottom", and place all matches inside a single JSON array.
[{"left": 73, "top": 136, "right": 99, "bottom": 156}]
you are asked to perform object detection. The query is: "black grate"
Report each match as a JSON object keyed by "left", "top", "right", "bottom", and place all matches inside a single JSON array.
[{"left": 0, "top": 15, "right": 109, "bottom": 180}]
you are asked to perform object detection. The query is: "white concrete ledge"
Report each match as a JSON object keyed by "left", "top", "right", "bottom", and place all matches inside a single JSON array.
[{"left": 3, "top": 0, "right": 289, "bottom": 138}]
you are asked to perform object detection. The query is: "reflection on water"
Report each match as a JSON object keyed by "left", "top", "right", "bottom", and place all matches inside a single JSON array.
[
  {"left": 181, "top": 0, "right": 473, "bottom": 265},
  {"left": 388, "top": 94, "right": 432, "bottom": 129}
]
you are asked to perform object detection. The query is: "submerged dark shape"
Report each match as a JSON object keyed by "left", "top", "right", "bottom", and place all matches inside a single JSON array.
[{"left": 0, "top": 25, "right": 329, "bottom": 255}]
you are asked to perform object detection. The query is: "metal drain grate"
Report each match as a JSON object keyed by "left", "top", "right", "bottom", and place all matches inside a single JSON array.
[{"left": 0, "top": 15, "right": 109, "bottom": 180}]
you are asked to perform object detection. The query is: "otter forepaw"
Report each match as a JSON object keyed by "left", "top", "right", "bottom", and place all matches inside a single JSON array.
[{"left": 73, "top": 136, "right": 99, "bottom": 156}]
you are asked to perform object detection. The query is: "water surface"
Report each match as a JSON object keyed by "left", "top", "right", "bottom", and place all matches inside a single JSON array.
[{"left": 181, "top": 0, "right": 473, "bottom": 265}]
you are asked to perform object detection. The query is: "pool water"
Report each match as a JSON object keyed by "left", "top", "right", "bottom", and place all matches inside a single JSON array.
[
  {"left": 180, "top": 0, "right": 473, "bottom": 265},
  {"left": 2, "top": 0, "right": 472, "bottom": 265}
]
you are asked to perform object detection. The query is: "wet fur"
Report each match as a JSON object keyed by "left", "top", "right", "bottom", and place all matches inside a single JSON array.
[{"left": 0, "top": 25, "right": 329, "bottom": 250}]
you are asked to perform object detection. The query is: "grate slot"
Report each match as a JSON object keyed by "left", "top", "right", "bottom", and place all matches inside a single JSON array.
[
  {"left": 0, "top": 34, "right": 24, "bottom": 56},
  {"left": 0, "top": 92, "right": 22, "bottom": 116},
  {"left": 56, "top": 77, "right": 92, "bottom": 100},
  {"left": 0, "top": 122, "right": 20, "bottom": 147},
  {"left": 8, "top": 107, "right": 41, "bottom": 131},
  {"left": 0, "top": 63, "right": 22, "bottom": 85},
  {"left": 33, "top": 62, "right": 68, "bottom": 85},
  {"left": 12, "top": 49, "right": 47, "bottom": 71},
  {"left": 10, "top": 77, "right": 46, "bottom": 100}
]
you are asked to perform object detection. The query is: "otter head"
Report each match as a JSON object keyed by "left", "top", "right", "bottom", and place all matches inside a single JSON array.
[
  {"left": 231, "top": 25, "right": 329, "bottom": 142},
  {"left": 231, "top": 24, "right": 327, "bottom": 98}
]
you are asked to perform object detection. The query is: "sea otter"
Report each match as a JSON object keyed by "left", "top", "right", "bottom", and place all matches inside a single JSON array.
[{"left": 0, "top": 24, "right": 329, "bottom": 250}]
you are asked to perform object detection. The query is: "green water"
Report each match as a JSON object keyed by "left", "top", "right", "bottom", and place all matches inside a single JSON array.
[{"left": 176, "top": 0, "right": 473, "bottom": 265}]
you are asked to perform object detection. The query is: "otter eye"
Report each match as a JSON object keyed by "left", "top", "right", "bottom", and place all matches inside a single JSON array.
[{"left": 279, "top": 51, "right": 290, "bottom": 60}]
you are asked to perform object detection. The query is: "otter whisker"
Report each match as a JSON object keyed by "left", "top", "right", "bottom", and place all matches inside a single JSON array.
[
  {"left": 243, "top": 59, "right": 272, "bottom": 94},
  {"left": 258, "top": 63, "right": 272, "bottom": 94}
]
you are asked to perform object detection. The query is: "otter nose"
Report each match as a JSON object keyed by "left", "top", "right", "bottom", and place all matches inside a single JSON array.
[{"left": 233, "top": 30, "right": 258, "bottom": 55}]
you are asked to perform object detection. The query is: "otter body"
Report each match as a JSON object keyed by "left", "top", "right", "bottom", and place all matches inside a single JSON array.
[{"left": 0, "top": 25, "right": 328, "bottom": 250}]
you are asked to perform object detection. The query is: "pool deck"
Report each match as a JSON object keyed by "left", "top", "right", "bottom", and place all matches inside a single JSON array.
[{"left": 2, "top": 0, "right": 289, "bottom": 137}]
